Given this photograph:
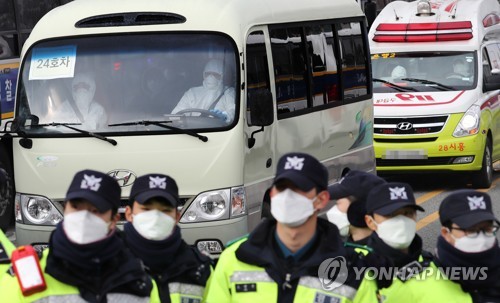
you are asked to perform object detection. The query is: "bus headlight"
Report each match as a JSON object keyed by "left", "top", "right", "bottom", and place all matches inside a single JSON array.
[
  {"left": 15, "top": 193, "right": 63, "bottom": 225},
  {"left": 453, "top": 105, "right": 480, "bottom": 137},
  {"left": 180, "top": 186, "right": 246, "bottom": 223}
]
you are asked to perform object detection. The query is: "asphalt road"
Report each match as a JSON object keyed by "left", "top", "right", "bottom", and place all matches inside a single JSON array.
[{"left": 5, "top": 166, "right": 500, "bottom": 252}]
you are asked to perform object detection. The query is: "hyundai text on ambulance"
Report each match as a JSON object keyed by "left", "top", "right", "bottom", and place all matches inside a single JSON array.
[
  {"left": 0, "top": 0, "right": 375, "bottom": 254},
  {"left": 369, "top": 0, "right": 500, "bottom": 188}
]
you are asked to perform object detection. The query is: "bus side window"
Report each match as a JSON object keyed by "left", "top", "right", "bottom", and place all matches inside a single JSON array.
[
  {"left": 337, "top": 22, "right": 369, "bottom": 100},
  {"left": 246, "top": 31, "right": 272, "bottom": 126},
  {"left": 270, "top": 27, "right": 308, "bottom": 115},
  {"left": 305, "top": 24, "right": 340, "bottom": 105}
]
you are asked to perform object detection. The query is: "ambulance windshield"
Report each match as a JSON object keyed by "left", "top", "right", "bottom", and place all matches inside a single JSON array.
[
  {"left": 372, "top": 51, "right": 476, "bottom": 93},
  {"left": 16, "top": 33, "right": 238, "bottom": 135}
]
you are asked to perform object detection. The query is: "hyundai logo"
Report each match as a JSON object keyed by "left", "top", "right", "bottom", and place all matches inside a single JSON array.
[
  {"left": 397, "top": 122, "right": 413, "bottom": 131},
  {"left": 107, "top": 169, "right": 137, "bottom": 187}
]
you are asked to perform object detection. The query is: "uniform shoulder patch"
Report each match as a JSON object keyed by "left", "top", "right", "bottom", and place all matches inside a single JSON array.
[{"left": 344, "top": 241, "right": 373, "bottom": 254}]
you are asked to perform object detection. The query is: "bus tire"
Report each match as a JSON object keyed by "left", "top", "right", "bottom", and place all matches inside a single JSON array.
[
  {"left": 0, "top": 148, "right": 14, "bottom": 232},
  {"left": 471, "top": 137, "right": 493, "bottom": 189}
]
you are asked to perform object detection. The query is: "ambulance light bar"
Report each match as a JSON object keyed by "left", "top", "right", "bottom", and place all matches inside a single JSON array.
[
  {"left": 373, "top": 21, "right": 473, "bottom": 42},
  {"left": 416, "top": 0, "right": 433, "bottom": 16},
  {"left": 483, "top": 13, "right": 500, "bottom": 28}
]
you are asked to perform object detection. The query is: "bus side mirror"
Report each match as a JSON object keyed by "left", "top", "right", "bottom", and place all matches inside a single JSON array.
[
  {"left": 248, "top": 88, "right": 274, "bottom": 127},
  {"left": 484, "top": 74, "right": 500, "bottom": 92}
]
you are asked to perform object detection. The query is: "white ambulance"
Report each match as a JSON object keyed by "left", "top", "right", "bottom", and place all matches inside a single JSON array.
[{"left": 369, "top": 0, "right": 500, "bottom": 188}]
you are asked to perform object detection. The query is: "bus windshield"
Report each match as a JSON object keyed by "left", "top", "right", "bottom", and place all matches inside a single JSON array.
[
  {"left": 371, "top": 51, "right": 477, "bottom": 93},
  {"left": 17, "top": 33, "right": 238, "bottom": 134}
]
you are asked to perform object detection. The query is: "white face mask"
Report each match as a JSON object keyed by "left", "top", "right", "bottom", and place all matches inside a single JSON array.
[
  {"left": 373, "top": 215, "right": 416, "bottom": 249},
  {"left": 63, "top": 210, "right": 110, "bottom": 245},
  {"left": 132, "top": 210, "right": 176, "bottom": 241},
  {"left": 326, "top": 205, "right": 350, "bottom": 237},
  {"left": 73, "top": 89, "right": 93, "bottom": 111},
  {"left": 450, "top": 232, "right": 497, "bottom": 253},
  {"left": 203, "top": 75, "right": 221, "bottom": 90},
  {"left": 271, "top": 188, "right": 315, "bottom": 227}
]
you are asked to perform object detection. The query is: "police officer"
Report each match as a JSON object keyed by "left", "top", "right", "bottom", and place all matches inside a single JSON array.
[
  {"left": 0, "top": 168, "right": 15, "bottom": 280},
  {"left": 3, "top": 169, "right": 157, "bottom": 302},
  {"left": 206, "top": 152, "right": 379, "bottom": 303},
  {"left": 124, "top": 173, "right": 212, "bottom": 303},
  {"left": 326, "top": 170, "right": 386, "bottom": 245},
  {"left": 0, "top": 223, "right": 15, "bottom": 283},
  {"left": 364, "top": 182, "right": 466, "bottom": 302},
  {"left": 435, "top": 189, "right": 500, "bottom": 302}
]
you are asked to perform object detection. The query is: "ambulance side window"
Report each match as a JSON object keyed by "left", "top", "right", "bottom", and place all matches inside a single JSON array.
[
  {"left": 483, "top": 47, "right": 493, "bottom": 78},
  {"left": 485, "top": 44, "right": 500, "bottom": 72}
]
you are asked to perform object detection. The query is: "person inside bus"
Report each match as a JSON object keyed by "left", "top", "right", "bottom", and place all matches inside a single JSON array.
[
  {"left": 51, "top": 72, "right": 108, "bottom": 129},
  {"left": 0, "top": 36, "right": 13, "bottom": 59},
  {"left": 128, "top": 67, "right": 173, "bottom": 117},
  {"left": 171, "top": 59, "right": 235, "bottom": 123}
]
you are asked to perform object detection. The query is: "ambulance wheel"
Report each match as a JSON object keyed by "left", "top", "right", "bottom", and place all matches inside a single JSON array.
[
  {"left": 471, "top": 137, "right": 493, "bottom": 189},
  {"left": 0, "top": 150, "right": 14, "bottom": 232}
]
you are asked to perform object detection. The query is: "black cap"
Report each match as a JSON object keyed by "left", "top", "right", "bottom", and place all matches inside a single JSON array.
[
  {"left": 65, "top": 169, "right": 121, "bottom": 212},
  {"left": 129, "top": 174, "right": 179, "bottom": 207},
  {"left": 366, "top": 182, "right": 424, "bottom": 215},
  {"left": 328, "top": 170, "right": 386, "bottom": 200},
  {"left": 439, "top": 189, "right": 498, "bottom": 229},
  {"left": 347, "top": 200, "right": 368, "bottom": 228},
  {"left": 274, "top": 152, "right": 328, "bottom": 192}
]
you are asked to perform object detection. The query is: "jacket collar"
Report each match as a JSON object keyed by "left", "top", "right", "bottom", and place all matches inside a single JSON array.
[
  {"left": 236, "top": 218, "right": 346, "bottom": 270},
  {"left": 368, "top": 232, "right": 423, "bottom": 267}
]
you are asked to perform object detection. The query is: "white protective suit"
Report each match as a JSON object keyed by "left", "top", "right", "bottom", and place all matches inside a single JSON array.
[
  {"left": 391, "top": 65, "right": 407, "bottom": 79},
  {"left": 171, "top": 59, "right": 235, "bottom": 122},
  {"left": 52, "top": 73, "right": 107, "bottom": 129},
  {"left": 451, "top": 60, "right": 470, "bottom": 77}
]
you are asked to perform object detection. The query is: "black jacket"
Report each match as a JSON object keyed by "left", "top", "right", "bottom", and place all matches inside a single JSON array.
[
  {"left": 150, "top": 240, "right": 212, "bottom": 303},
  {"left": 234, "top": 218, "right": 372, "bottom": 303},
  {"left": 45, "top": 241, "right": 153, "bottom": 303}
]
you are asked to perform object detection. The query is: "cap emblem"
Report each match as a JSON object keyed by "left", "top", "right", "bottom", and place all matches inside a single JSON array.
[
  {"left": 389, "top": 187, "right": 408, "bottom": 200},
  {"left": 81, "top": 174, "right": 102, "bottom": 191},
  {"left": 284, "top": 156, "right": 305, "bottom": 171},
  {"left": 149, "top": 176, "right": 167, "bottom": 189},
  {"left": 468, "top": 196, "right": 486, "bottom": 210}
]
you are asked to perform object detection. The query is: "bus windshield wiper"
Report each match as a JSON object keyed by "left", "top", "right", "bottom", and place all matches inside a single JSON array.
[
  {"left": 401, "top": 78, "right": 455, "bottom": 91},
  {"left": 35, "top": 122, "right": 117, "bottom": 146},
  {"left": 373, "top": 78, "right": 417, "bottom": 92},
  {"left": 108, "top": 120, "right": 208, "bottom": 142}
]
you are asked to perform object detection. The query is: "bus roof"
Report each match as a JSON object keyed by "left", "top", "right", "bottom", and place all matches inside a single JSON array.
[
  {"left": 369, "top": 0, "right": 500, "bottom": 53},
  {"left": 24, "top": 0, "right": 364, "bottom": 54}
]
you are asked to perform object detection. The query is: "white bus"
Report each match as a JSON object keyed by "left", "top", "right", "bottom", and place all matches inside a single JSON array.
[{"left": 5, "top": 0, "right": 375, "bottom": 255}]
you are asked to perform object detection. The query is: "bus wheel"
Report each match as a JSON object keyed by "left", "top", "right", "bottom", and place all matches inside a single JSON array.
[{"left": 471, "top": 137, "right": 493, "bottom": 189}]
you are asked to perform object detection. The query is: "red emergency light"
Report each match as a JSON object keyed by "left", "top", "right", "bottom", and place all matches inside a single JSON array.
[
  {"left": 373, "top": 21, "right": 473, "bottom": 42},
  {"left": 483, "top": 13, "right": 500, "bottom": 27}
]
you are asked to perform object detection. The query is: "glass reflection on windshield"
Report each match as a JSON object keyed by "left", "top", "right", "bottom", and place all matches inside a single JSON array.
[
  {"left": 371, "top": 52, "right": 476, "bottom": 93},
  {"left": 17, "top": 33, "right": 238, "bottom": 134}
]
